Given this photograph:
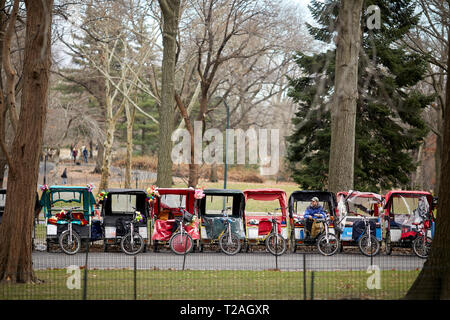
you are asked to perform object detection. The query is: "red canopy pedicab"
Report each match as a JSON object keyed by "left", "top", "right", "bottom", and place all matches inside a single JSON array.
[
  {"left": 243, "top": 189, "right": 288, "bottom": 253},
  {"left": 150, "top": 187, "right": 201, "bottom": 254},
  {"left": 383, "top": 190, "right": 435, "bottom": 258}
]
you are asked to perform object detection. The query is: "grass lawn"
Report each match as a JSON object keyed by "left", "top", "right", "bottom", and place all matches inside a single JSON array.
[{"left": 0, "top": 269, "right": 418, "bottom": 300}]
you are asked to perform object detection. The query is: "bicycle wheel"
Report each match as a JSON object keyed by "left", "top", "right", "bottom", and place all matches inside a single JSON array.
[
  {"left": 384, "top": 232, "right": 392, "bottom": 255},
  {"left": 412, "top": 236, "right": 432, "bottom": 259},
  {"left": 358, "top": 234, "right": 380, "bottom": 257},
  {"left": 120, "top": 232, "right": 144, "bottom": 255},
  {"left": 169, "top": 232, "right": 193, "bottom": 255},
  {"left": 59, "top": 230, "right": 81, "bottom": 255},
  {"left": 317, "top": 233, "right": 340, "bottom": 256},
  {"left": 219, "top": 233, "right": 241, "bottom": 255},
  {"left": 266, "top": 233, "right": 286, "bottom": 256}
]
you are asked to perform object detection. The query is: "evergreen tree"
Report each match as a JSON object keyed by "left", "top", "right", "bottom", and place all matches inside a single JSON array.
[
  {"left": 118, "top": 94, "right": 159, "bottom": 156},
  {"left": 286, "top": 0, "right": 433, "bottom": 192}
]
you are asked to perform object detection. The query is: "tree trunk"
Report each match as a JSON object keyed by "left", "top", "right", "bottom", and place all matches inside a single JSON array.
[
  {"left": 209, "top": 163, "right": 218, "bottom": 182},
  {"left": 0, "top": 158, "right": 6, "bottom": 188},
  {"left": 124, "top": 102, "right": 136, "bottom": 189},
  {"left": 156, "top": 0, "right": 180, "bottom": 188},
  {"left": 405, "top": 31, "right": 450, "bottom": 299},
  {"left": 0, "top": 0, "right": 53, "bottom": 283},
  {"left": 328, "top": 0, "right": 363, "bottom": 193},
  {"left": 435, "top": 123, "right": 443, "bottom": 196},
  {"left": 93, "top": 138, "right": 104, "bottom": 174},
  {"left": 99, "top": 118, "right": 115, "bottom": 191}
]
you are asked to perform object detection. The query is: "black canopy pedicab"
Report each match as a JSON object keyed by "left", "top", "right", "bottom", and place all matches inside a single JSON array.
[
  {"left": 98, "top": 188, "right": 150, "bottom": 255},
  {"left": 197, "top": 189, "right": 247, "bottom": 255},
  {"left": 288, "top": 190, "right": 340, "bottom": 256}
]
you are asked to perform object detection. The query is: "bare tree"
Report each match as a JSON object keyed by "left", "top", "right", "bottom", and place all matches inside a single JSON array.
[
  {"left": 406, "top": 26, "right": 450, "bottom": 299},
  {"left": 0, "top": 0, "right": 53, "bottom": 283},
  {"left": 402, "top": 0, "right": 449, "bottom": 194},
  {"left": 59, "top": 0, "right": 159, "bottom": 190},
  {"left": 175, "top": 0, "right": 285, "bottom": 187}
]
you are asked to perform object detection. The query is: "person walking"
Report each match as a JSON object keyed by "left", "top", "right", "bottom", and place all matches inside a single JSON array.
[
  {"left": 82, "top": 146, "right": 89, "bottom": 163},
  {"left": 61, "top": 168, "right": 68, "bottom": 185}
]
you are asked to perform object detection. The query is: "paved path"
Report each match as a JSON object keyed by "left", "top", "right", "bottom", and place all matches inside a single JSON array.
[{"left": 32, "top": 250, "right": 424, "bottom": 271}]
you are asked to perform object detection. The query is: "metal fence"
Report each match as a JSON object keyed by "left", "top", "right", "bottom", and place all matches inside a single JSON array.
[{"left": 0, "top": 226, "right": 425, "bottom": 301}]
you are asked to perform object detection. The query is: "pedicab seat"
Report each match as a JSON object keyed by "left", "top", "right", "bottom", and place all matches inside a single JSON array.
[{"left": 257, "top": 218, "right": 281, "bottom": 235}]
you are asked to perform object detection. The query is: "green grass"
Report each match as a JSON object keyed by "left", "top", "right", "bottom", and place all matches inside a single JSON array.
[{"left": 0, "top": 269, "right": 418, "bottom": 300}]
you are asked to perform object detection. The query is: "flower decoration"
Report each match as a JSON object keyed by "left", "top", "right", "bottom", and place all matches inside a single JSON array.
[
  {"left": 97, "top": 190, "right": 108, "bottom": 203},
  {"left": 194, "top": 185, "right": 205, "bottom": 199},
  {"left": 146, "top": 185, "right": 160, "bottom": 204},
  {"left": 86, "top": 184, "right": 94, "bottom": 192},
  {"left": 39, "top": 184, "right": 49, "bottom": 193},
  {"left": 135, "top": 211, "right": 143, "bottom": 223},
  {"left": 56, "top": 209, "right": 67, "bottom": 220}
]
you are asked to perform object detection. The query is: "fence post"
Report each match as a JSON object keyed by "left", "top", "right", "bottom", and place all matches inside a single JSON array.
[
  {"left": 134, "top": 255, "right": 137, "bottom": 300},
  {"left": 83, "top": 240, "right": 89, "bottom": 300},
  {"left": 310, "top": 271, "right": 314, "bottom": 300},
  {"left": 303, "top": 253, "right": 306, "bottom": 300}
]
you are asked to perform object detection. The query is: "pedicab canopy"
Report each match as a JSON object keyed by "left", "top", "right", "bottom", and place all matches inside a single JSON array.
[
  {"left": 100, "top": 188, "right": 149, "bottom": 218},
  {"left": 383, "top": 190, "right": 434, "bottom": 225},
  {"left": 198, "top": 189, "right": 246, "bottom": 239},
  {"left": 288, "top": 190, "right": 338, "bottom": 219},
  {"left": 151, "top": 188, "right": 200, "bottom": 241},
  {"left": 243, "top": 189, "right": 287, "bottom": 236},
  {"left": 336, "top": 191, "right": 384, "bottom": 219},
  {"left": 40, "top": 185, "right": 97, "bottom": 225}
]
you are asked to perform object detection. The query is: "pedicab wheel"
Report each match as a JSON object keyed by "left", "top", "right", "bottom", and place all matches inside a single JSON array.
[
  {"left": 266, "top": 233, "right": 286, "bottom": 256},
  {"left": 289, "top": 230, "right": 296, "bottom": 253},
  {"left": 59, "top": 230, "right": 81, "bottom": 255},
  {"left": 219, "top": 233, "right": 241, "bottom": 255},
  {"left": 358, "top": 234, "right": 380, "bottom": 257},
  {"left": 317, "top": 233, "right": 340, "bottom": 256},
  {"left": 120, "top": 233, "right": 144, "bottom": 255},
  {"left": 169, "top": 232, "right": 193, "bottom": 255},
  {"left": 412, "top": 236, "right": 432, "bottom": 259},
  {"left": 384, "top": 233, "right": 392, "bottom": 255}
]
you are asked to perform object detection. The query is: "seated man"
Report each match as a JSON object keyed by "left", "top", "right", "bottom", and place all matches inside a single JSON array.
[{"left": 304, "top": 197, "right": 326, "bottom": 239}]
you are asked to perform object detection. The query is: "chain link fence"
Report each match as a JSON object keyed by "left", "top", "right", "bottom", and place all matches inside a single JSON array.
[{"left": 1, "top": 230, "right": 424, "bottom": 300}]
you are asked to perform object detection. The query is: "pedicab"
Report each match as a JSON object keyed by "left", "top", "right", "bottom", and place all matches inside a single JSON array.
[
  {"left": 197, "top": 189, "right": 246, "bottom": 254},
  {"left": 150, "top": 188, "right": 201, "bottom": 254},
  {"left": 335, "top": 191, "right": 384, "bottom": 256},
  {"left": 383, "top": 190, "right": 435, "bottom": 258},
  {"left": 40, "top": 185, "right": 98, "bottom": 254},
  {"left": 288, "top": 191, "right": 340, "bottom": 256},
  {"left": 243, "top": 189, "right": 289, "bottom": 254},
  {"left": 98, "top": 188, "right": 150, "bottom": 254}
]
